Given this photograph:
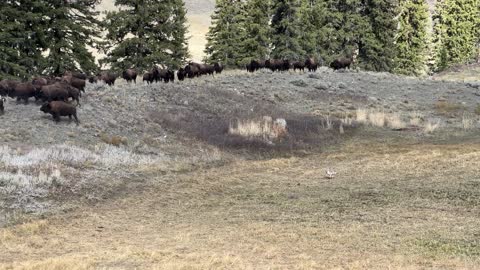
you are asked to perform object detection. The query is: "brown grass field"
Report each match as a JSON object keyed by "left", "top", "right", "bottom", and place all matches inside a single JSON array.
[{"left": 1, "top": 134, "right": 480, "bottom": 269}]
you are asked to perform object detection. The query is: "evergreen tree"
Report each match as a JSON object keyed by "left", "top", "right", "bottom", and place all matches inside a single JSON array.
[
  {"left": 394, "top": 0, "right": 430, "bottom": 76},
  {"left": 104, "top": 0, "right": 190, "bottom": 71},
  {"left": 321, "top": 0, "right": 368, "bottom": 64},
  {"left": 358, "top": 0, "right": 399, "bottom": 72},
  {"left": 43, "top": 0, "right": 101, "bottom": 75},
  {"left": 0, "top": 1, "right": 47, "bottom": 79},
  {"left": 205, "top": 0, "right": 246, "bottom": 67},
  {"left": 298, "top": 0, "right": 327, "bottom": 59},
  {"left": 433, "top": 0, "right": 480, "bottom": 70},
  {"left": 240, "top": 0, "right": 272, "bottom": 63},
  {"left": 271, "top": 0, "right": 304, "bottom": 60}
]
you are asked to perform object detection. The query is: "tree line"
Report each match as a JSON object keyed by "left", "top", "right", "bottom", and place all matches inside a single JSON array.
[
  {"left": 0, "top": 0, "right": 478, "bottom": 80},
  {"left": 205, "top": 0, "right": 480, "bottom": 75},
  {"left": 0, "top": 0, "right": 189, "bottom": 80}
]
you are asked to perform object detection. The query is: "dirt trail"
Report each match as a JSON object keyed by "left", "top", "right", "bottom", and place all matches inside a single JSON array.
[{"left": 2, "top": 140, "right": 480, "bottom": 269}]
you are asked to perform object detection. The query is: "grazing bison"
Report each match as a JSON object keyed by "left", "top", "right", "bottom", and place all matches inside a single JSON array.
[
  {"left": 122, "top": 69, "right": 137, "bottom": 84},
  {"left": 9, "top": 82, "right": 37, "bottom": 104},
  {"left": 199, "top": 63, "right": 215, "bottom": 76},
  {"left": 0, "top": 96, "right": 5, "bottom": 114},
  {"left": 177, "top": 68, "right": 186, "bottom": 81},
  {"left": 39, "top": 83, "right": 70, "bottom": 103},
  {"left": 293, "top": 61, "right": 306, "bottom": 72},
  {"left": 330, "top": 56, "right": 354, "bottom": 70},
  {"left": 64, "top": 71, "right": 87, "bottom": 80},
  {"left": 266, "top": 59, "right": 288, "bottom": 72},
  {"left": 40, "top": 101, "right": 79, "bottom": 125},
  {"left": 152, "top": 67, "right": 175, "bottom": 83},
  {"left": 0, "top": 79, "right": 18, "bottom": 96},
  {"left": 62, "top": 76, "right": 86, "bottom": 93},
  {"left": 184, "top": 64, "right": 200, "bottom": 78},
  {"left": 143, "top": 72, "right": 154, "bottom": 84},
  {"left": 96, "top": 71, "right": 117, "bottom": 86},
  {"left": 305, "top": 57, "right": 318, "bottom": 72},
  {"left": 214, "top": 63, "right": 224, "bottom": 74}
]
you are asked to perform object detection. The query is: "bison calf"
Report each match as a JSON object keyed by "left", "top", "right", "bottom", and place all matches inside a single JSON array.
[{"left": 40, "top": 101, "right": 79, "bottom": 125}]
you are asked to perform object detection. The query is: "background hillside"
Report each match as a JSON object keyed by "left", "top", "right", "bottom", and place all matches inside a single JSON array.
[{"left": 97, "top": 0, "right": 215, "bottom": 62}]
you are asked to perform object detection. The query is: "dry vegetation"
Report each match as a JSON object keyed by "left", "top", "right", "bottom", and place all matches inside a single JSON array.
[{"left": 1, "top": 67, "right": 480, "bottom": 268}]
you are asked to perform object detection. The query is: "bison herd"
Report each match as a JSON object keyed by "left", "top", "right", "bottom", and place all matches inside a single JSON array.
[
  {"left": 0, "top": 56, "right": 354, "bottom": 124},
  {"left": 246, "top": 56, "right": 354, "bottom": 73}
]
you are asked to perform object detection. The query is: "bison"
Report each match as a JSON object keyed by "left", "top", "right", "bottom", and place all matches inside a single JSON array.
[
  {"left": 40, "top": 101, "right": 79, "bottom": 125},
  {"left": 64, "top": 71, "right": 87, "bottom": 80},
  {"left": 152, "top": 67, "right": 175, "bottom": 83},
  {"left": 9, "top": 82, "right": 37, "bottom": 104},
  {"left": 122, "top": 68, "right": 137, "bottom": 84},
  {"left": 143, "top": 72, "right": 154, "bottom": 84},
  {"left": 39, "top": 83, "right": 70, "bottom": 103},
  {"left": 62, "top": 76, "right": 86, "bottom": 93},
  {"left": 177, "top": 68, "right": 186, "bottom": 81},
  {"left": 0, "top": 79, "right": 18, "bottom": 96},
  {"left": 184, "top": 63, "right": 200, "bottom": 78},
  {"left": 96, "top": 71, "right": 117, "bottom": 86},
  {"left": 330, "top": 56, "right": 354, "bottom": 70},
  {"left": 293, "top": 61, "right": 306, "bottom": 72},
  {"left": 214, "top": 63, "right": 224, "bottom": 74},
  {"left": 305, "top": 57, "right": 318, "bottom": 72}
]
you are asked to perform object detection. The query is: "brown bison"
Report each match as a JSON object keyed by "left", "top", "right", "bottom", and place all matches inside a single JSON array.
[
  {"left": 143, "top": 72, "right": 154, "bottom": 84},
  {"left": 184, "top": 63, "right": 200, "bottom": 78},
  {"left": 122, "top": 69, "right": 137, "bottom": 84},
  {"left": 40, "top": 101, "right": 79, "bottom": 125},
  {"left": 293, "top": 61, "right": 306, "bottom": 72},
  {"left": 39, "top": 83, "right": 71, "bottom": 103},
  {"left": 305, "top": 57, "right": 318, "bottom": 72},
  {"left": 0, "top": 79, "right": 18, "bottom": 96},
  {"left": 330, "top": 55, "right": 354, "bottom": 70},
  {"left": 177, "top": 68, "right": 186, "bottom": 81},
  {"left": 62, "top": 76, "right": 86, "bottom": 93},
  {"left": 9, "top": 82, "right": 37, "bottom": 104},
  {"left": 96, "top": 71, "right": 117, "bottom": 86},
  {"left": 214, "top": 63, "right": 224, "bottom": 74},
  {"left": 266, "top": 59, "right": 289, "bottom": 72},
  {"left": 64, "top": 71, "right": 87, "bottom": 80},
  {"left": 152, "top": 67, "right": 175, "bottom": 83}
]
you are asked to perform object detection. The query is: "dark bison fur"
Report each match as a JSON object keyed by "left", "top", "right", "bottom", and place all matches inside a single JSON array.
[
  {"left": 177, "top": 68, "right": 186, "bottom": 81},
  {"left": 39, "top": 83, "right": 70, "bottom": 103},
  {"left": 0, "top": 79, "right": 19, "bottom": 96},
  {"left": 122, "top": 69, "right": 137, "bottom": 84},
  {"left": 305, "top": 57, "right": 318, "bottom": 72},
  {"left": 143, "top": 72, "right": 154, "bottom": 84},
  {"left": 40, "top": 101, "right": 79, "bottom": 125},
  {"left": 10, "top": 82, "right": 37, "bottom": 104},
  {"left": 293, "top": 61, "right": 306, "bottom": 72},
  {"left": 214, "top": 63, "right": 223, "bottom": 74},
  {"left": 330, "top": 56, "right": 354, "bottom": 70}
]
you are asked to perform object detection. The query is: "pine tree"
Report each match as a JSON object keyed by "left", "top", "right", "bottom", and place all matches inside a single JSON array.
[
  {"left": 298, "top": 0, "right": 327, "bottom": 59},
  {"left": 239, "top": 0, "right": 272, "bottom": 64},
  {"left": 359, "top": 0, "right": 399, "bottom": 72},
  {"left": 0, "top": 1, "right": 47, "bottom": 79},
  {"left": 433, "top": 0, "right": 480, "bottom": 71},
  {"left": 393, "top": 0, "right": 430, "bottom": 76},
  {"left": 42, "top": 0, "right": 101, "bottom": 75},
  {"left": 321, "top": 0, "right": 368, "bottom": 64},
  {"left": 205, "top": 0, "right": 246, "bottom": 67},
  {"left": 270, "top": 0, "right": 304, "bottom": 60},
  {"left": 104, "top": 0, "right": 190, "bottom": 71}
]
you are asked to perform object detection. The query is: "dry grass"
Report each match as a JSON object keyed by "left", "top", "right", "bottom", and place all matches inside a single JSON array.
[
  {"left": 475, "top": 104, "right": 480, "bottom": 116},
  {"left": 100, "top": 133, "right": 128, "bottom": 146},
  {"left": 2, "top": 141, "right": 480, "bottom": 269},
  {"left": 424, "top": 119, "right": 441, "bottom": 133},
  {"left": 462, "top": 113, "right": 476, "bottom": 131},
  {"left": 434, "top": 100, "right": 465, "bottom": 116},
  {"left": 228, "top": 116, "right": 287, "bottom": 141},
  {"left": 409, "top": 112, "right": 423, "bottom": 126},
  {"left": 386, "top": 113, "right": 407, "bottom": 129}
]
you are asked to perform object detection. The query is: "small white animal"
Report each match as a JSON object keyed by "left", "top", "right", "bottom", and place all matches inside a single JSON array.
[{"left": 326, "top": 168, "right": 337, "bottom": 179}]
